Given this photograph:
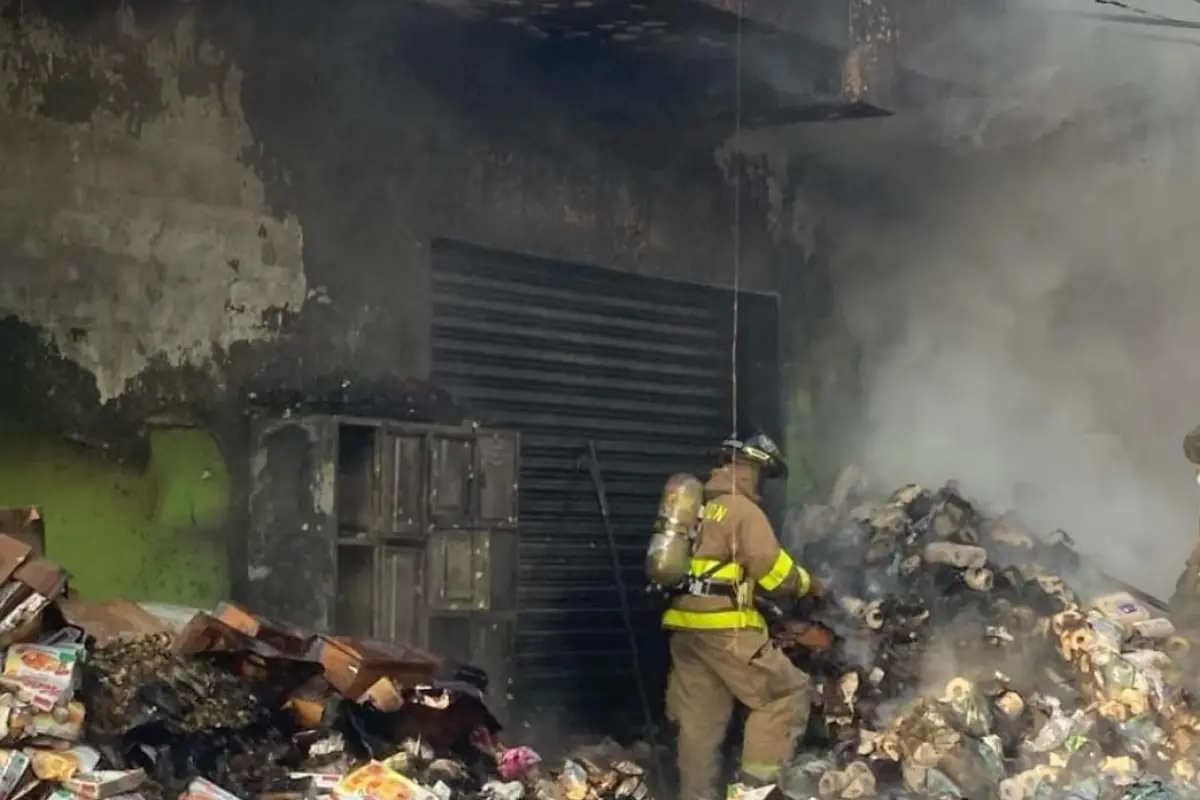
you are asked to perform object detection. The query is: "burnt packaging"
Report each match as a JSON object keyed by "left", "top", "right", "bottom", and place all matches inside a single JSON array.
[{"left": 781, "top": 476, "right": 1200, "bottom": 799}]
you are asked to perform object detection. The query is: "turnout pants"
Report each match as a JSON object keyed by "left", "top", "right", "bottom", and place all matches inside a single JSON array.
[{"left": 665, "top": 628, "right": 811, "bottom": 800}]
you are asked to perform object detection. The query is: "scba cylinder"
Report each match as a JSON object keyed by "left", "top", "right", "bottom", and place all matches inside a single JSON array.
[{"left": 645, "top": 473, "right": 705, "bottom": 588}]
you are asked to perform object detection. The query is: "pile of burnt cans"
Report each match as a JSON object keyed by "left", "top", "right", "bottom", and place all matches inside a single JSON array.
[
  {"left": 0, "top": 529, "right": 652, "bottom": 800},
  {"left": 776, "top": 478, "right": 1197, "bottom": 800}
]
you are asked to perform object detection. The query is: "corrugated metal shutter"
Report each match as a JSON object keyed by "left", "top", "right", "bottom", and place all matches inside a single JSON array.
[{"left": 430, "top": 239, "right": 775, "bottom": 736}]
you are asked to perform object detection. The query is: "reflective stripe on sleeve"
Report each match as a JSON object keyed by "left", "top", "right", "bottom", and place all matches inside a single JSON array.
[
  {"left": 795, "top": 565, "right": 811, "bottom": 597},
  {"left": 757, "top": 550, "right": 797, "bottom": 592},
  {"left": 662, "top": 607, "right": 767, "bottom": 631}
]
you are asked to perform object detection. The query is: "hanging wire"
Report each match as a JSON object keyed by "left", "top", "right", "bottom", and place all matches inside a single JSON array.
[
  {"left": 731, "top": 0, "right": 744, "bottom": 443},
  {"left": 728, "top": 0, "right": 746, "bottom": 622}
]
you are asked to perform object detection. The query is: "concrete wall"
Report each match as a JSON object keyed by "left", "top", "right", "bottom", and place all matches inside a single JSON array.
[
  {"left": 0, "top": 1, "right": 824, "bottom": 601},
  {"left": 0, "top": 6, "right": 307, "bottom": 404}
]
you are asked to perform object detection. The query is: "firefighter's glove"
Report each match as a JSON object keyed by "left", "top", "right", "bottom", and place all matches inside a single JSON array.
[
  {"left": 802, "top": 574, "right": 830, "bottom": 602},
  {"left": 803, "top": 576, "right": 835, "bottom": 614}
]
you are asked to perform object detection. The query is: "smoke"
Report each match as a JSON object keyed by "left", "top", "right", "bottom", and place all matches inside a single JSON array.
[{"left": 820, "top": 0, "right": 1200, "bottom": 597}]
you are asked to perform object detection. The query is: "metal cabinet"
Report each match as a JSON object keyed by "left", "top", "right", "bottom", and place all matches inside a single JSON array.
[{"left": 247, "top": 415, "right": 519, "bottom": 722}]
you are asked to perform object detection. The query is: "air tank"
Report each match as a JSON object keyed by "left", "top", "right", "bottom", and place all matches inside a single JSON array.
[{"left": 645, "top": 472, "right": 705, "bottom": 588}]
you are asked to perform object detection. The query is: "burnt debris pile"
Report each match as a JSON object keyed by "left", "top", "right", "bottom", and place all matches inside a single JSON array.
[
  {"left": 777, "top": 478, "right": 1195, "bottom": 800},
  {"left": 0, "top": 523, "right": 653, "bottom": 800}
]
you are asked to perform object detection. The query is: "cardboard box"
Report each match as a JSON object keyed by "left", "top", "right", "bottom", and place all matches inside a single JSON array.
[
  {"left": 0, "top": 554, "right": 70, "bottom": 647},
  {"left": 63, "top": 769, "right": 146, "bottom": 800},
  {"left": 4, "top": 645, "right": 83, "bottom": 694},
  {"left": 357, "top": 678, "right": 402, "bottom": 713},
  {"left": 0, "top": 599, "right": 46, "bottom": 648},
  {"left": 0, "top": 511, "right": 44, "bottom": 557},
  {"left": 0, "top": 540, "right": 32, "bottom": 586},
  {"left": 56, "top": 601, "right": 166, "bottom": 646},
  {"left": 214, "top": 603, "right": 311, "bottom": 657},
  {"left": 332, "top": 762, "right": 439, "bottom": 800},
  {"left": 11, "top": 559, "right": 68, "bottom": 603},
  {"left": 0, "top": 675, "right": 66, "bottom": 712},
  {"left": 179, "top": 777, "right": 244, "bottom": 800},
  {"left": 286, "top": 677, "right": 336, "bottom": 730},
  {"left": 312, "top": 638, "right": 440, "bottom": 700}
]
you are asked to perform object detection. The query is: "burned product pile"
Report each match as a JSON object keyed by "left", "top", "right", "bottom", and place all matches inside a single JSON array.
[
  {"left": 0, "top": 523, "right": 653, "bottom": 800},
  {"left": 777, "top": 479, "right": 1198, "bottom": 799}
]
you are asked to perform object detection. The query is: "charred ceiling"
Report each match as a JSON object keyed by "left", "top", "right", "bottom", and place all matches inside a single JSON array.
[{"left": 414, "top": 0, "right": 974, "bottom": 140}]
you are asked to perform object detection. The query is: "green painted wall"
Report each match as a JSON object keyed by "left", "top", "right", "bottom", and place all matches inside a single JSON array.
[{"left": 0, "top": 424, "right": 231, "bottom": 606}]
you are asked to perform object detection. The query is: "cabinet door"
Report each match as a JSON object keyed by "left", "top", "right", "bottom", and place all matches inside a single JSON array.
[
  {"left": 248, "top": 417, "right": 337, "bottom": 632},
  {"left": 379, "top": 433, "right": 424, "bottom": 538},
  {"left": 429, "top": 436, "right": 475, "bottom": 528},
  {"left": 427, "top": 530, "right": 490, "bottom": 611},
  {"left": 376, "top": 546, "right": 425, "bottom": 646},
  {"left": 473, "top": 615, "right": 516, "bottom": 727},
  {"left": 476, "top": 430, "right": 518, "bottom": 529}
]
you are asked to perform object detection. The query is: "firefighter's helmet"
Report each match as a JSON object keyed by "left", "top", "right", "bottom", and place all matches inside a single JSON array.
[{"left": 722, "top": 432, "right": 788, "bottom": 480}]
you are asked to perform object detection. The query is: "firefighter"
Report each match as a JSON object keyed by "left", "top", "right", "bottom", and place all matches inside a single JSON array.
[
  {"left": 1170, "top": 424, "right": 1200, "bottom": 631},
  {"left": 662, "top": 433, "right": 820, "bottom": 800}
]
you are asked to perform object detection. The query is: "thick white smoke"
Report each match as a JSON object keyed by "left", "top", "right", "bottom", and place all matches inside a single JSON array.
[{"left": 820, "top": 0, "right": 1200, "bottom": 596}]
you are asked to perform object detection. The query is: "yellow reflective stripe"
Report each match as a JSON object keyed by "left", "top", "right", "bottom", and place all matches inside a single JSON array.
[
  {"left": 689, "top": 558, "right": 743, "bottom": 582},
  {"left": 662, "top": 608, "right": 766, "bottom": 631},
  {"left": 739, "top": 763, "right": 782, "bottom": 781},
  {"left": 795, "top": 565, "right": 811, "bottom": 597},
  {"left": 758, "top": 550, "right": 796, "bottom": 592}
]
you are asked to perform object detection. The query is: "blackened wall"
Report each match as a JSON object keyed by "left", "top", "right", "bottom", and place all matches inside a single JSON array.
[
  {"left": 0, "top": 0, "right": 790, "bottom": 421},
  {"left": 0, "top": 0, "right": 827, "bottom": 623}
]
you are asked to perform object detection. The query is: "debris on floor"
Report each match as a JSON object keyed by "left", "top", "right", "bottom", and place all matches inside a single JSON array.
[
  {"left": 11, "top": 468, "right": 1195, "bottom": 800},
  {"left": 778, "top": 475, "right": 1198, "bottom": 799},
  {"left": 0, "top": 535, "right": 651, "bottom": 800}
]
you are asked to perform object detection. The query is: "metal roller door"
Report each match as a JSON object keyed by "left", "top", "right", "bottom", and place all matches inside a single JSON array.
[{"left": 430, "top": 238, "right": 779, "bottom": 736}]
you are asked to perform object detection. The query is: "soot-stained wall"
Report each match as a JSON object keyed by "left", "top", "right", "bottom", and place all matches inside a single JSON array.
[{"left": 0, "top": 0, "right": 828, "bottom": 603}]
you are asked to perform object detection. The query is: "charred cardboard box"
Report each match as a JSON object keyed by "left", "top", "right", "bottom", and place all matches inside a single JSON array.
[
  {"left": 0, "top": 536, "right": 68, "bottom": 648},
  {"left": 310, "top": 639, "right": 441, "bottom": 703},
  {"left": 212, "top": 604, "right": 314, "bottom": 659},
  {"left": 174, "top": 608, "right": 323, "bottom": 702},
  {"left": 53, "top": 603, "right": 166, "bottom": 648},
  {"left": 0, "top": 513, "right": 43, "bottom": 558}
]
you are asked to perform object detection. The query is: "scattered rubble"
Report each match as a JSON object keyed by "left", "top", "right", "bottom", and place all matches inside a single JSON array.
[
  {"left": 0, "top": 512, "right": 653, "bottom": 800},
  {"left": 4, "top": 468, "right": 1196, "bottom": 800},
  {"left": 777, "top": 477, "right": 1199, "bottom": 799}
]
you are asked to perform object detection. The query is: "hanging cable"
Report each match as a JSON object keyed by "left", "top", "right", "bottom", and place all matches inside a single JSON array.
[
  {"left": 731, "top": 0, "right": 744, "bottom": 443},
  {"left": 728, "top": 0, "right": 746, "bottom": 624}
]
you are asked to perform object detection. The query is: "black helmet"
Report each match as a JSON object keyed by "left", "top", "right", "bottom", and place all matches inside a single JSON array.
[{"left": 721, "top": 432, "right": 788, "bottom": 480}]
